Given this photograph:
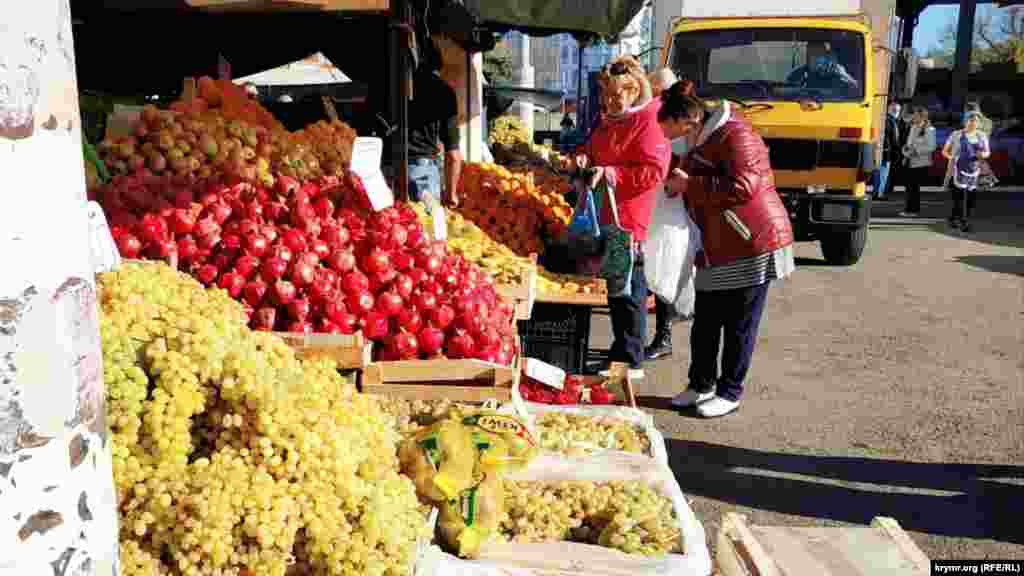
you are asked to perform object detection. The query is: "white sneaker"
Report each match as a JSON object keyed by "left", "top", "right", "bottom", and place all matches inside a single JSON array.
[
  {"left": 671, "top": 389, "right": 715, "bottom": 409},
  {"left": 697, "top": 396, "right": 740, "bottom": 418}
]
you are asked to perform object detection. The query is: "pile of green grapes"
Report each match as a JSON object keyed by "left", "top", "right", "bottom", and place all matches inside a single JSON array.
[
  {"left": 500, "top": 480, "right": 682, "bottom": 556},
  {"left": 101, "top": 262, "right": 429, "bottom": 576},
  {"left": 533, "top": 413, "right": 652, "bottom": 457}
]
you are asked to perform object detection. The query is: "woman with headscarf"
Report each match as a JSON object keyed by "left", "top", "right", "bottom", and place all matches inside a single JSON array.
[
  {"left": 563, "top": 56, "right": 671, "bottom": 370},
  {"left": 943, "top": 109, "right": 991, "bottom": 234},
  {"left": 657, "top": 82, "right": 795, "bottom": 418}
]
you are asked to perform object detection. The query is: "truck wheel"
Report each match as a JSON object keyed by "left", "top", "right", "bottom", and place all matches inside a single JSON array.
[{"left": 820, "top": 227, "right": 867, "bottom": 266}]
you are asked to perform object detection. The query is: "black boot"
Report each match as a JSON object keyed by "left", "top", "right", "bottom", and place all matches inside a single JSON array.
[{"left": 645, "top": 298, "right": 674, "bottom": 360}]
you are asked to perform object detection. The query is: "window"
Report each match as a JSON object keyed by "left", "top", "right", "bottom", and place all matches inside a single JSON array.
[{"left": 672, "top": 28, "right": 866, "bottom": 102}]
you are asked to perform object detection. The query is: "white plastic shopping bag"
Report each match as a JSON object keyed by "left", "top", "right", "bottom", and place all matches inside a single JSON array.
[
  {"left": 645, "top": 191, "right": 698, "bottom": 301},
  {"left": 673, "top": 214, "right": 701, "bottom": 317}
]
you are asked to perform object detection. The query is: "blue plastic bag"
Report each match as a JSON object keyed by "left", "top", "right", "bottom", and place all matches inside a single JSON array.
[{"left": 568, "top": 178, "right": 601, "bottom": 238}]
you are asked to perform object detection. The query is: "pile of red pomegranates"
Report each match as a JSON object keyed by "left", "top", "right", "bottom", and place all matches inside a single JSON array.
[{"left": 92, "top": 169, "right": 518, "bottom": 365}]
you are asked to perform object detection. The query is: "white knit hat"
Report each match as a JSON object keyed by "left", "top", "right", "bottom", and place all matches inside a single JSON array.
[{"left": 650, "top": 68, "right": 678, "bottom": 93}]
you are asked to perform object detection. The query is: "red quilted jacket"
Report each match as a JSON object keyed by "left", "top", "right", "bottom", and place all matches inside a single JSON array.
[
  {"left": 679, "top": 108, "right": 794, "bottom": 268},
  {"left": 577, "top": 100, "right": 671, "bottom": 242}
]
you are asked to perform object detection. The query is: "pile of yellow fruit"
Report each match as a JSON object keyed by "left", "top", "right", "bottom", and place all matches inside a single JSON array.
[
  {"left": 458, "top": 163, "right": 573, "bottom": 256},
  {"left": 413, "top": 203, "right": 534, "bottom": 287}
]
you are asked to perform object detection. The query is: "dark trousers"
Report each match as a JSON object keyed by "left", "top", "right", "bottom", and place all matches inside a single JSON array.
[
  {"left": 608, "top": 258, "right": 649, "bottom": 369},
  {"left": 654, "top": 295, "right": 675, "bottom": 332},
  {"left": 688, "top": 282, "right": 770, "bottom": 402},
  {"left": 950, "top": 185, "right": 977, "bottom": 221},
  {"left": 904, "top": 166, "right": 928, "bottom": 213}
]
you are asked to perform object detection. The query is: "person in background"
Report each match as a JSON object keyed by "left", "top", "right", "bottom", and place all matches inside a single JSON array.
[
  {"left": 886, "top": 102, "right": 914, "bottom": 198},
  {"left": 657, "top": 82, "right": 795, "bottom": 418},
  {"left": 943, "top": 110, "right": 990, "bottom": 233},
  {"left": 964, "top": 101, "right": 993, "bottom": 135},
  {"left": 407, "top": 36, "right": 463, "bottom": 209},
  {"left": 564, "top": 56, "right": 671, "bottom": 370},
  {"left": 559, "top": 114, "right": 576, "bottom": 151},
  {"left": 644, "top": 67, "right": 692, "bottom": 361},
  {"left": 875, "top": 101, "right": 902, "bottom": 200},
  {"left": 899, "top": 106, "right": 936, "bottom": 218}
]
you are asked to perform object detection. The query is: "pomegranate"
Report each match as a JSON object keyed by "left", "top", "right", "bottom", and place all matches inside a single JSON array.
[
  {"left": 428, "top": 304, "right": 455, "bottom": 330},
  {"left": 242, "top": 280, "right": 268, "bottom": 307},
  {"left": 234, "top": 255, "right": 260, "bottom": 279},
  {"left": 327, "top": 249, "right": 356, "bottom": 274},
  {"left": 396, "top": 307, "right": 423, "bottom": 334},
  {"left": 446, "top": 331, "right": 476, "bottom": 359},
  {"left": 288, "top": 298, "right": 312, "bottom": 322},
  {"left": 351, "top": 290, "right": 375, "bottom": 316},
  {"left": 362, "top": 311, "right": 390, "bottom": 341},
  {"left": 261, "top": 257, "right": 288, "bottom": 282},
  {"left": 116, "top": 234, "right": 142, "bottom": 258},
  {"left": 272, "top": 280, "right": 297, "bottom": 306},
  {"left": 375, "top": 291, "right": 404, "bottom": 317},
  {"left": 418, "top": 326, "right": 445, "bottom": 356}
]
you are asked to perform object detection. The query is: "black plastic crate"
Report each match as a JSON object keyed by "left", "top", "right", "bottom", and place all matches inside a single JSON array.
[{"left": 517, "top": 303, "right": 591, "bottom": 374}]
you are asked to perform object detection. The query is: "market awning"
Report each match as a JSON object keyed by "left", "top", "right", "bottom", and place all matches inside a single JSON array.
[
  {"left": 485, "top": 86, "right": 564, "bottom": 112},
  {"left": 461, "top": 0, "right": 648, "bottom": 39},
  {"left": 234, "top": 53, "right": 351, "bottom": 86}
]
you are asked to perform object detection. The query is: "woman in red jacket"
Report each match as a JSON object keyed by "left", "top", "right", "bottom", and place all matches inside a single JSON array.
[
  {"left": 658, "top": 82, "right": 795, "bottom": 418},
  {"left": 568, "top": 56, "right": 672, "bottom": 369}
]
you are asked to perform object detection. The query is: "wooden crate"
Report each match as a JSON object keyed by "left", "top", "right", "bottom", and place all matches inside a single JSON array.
[
  {"left": 273, "top": 331, "right": 372, "bottom": 370},
  {"left": 717, "top": 513, "right": 930, "bottom": 576},
  {"left": 496, "top": 259, "right": 538, "bottom": 321},
  {"left": 361, "top": 356, "right": 518, "bottom": 403}
]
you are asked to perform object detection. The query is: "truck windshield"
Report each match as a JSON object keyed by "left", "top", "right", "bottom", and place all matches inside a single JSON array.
[{"left": 671, "top": 28, "right": 866, "bottom": 103}]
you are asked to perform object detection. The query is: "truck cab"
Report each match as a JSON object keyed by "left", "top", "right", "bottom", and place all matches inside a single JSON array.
[{"left": 663, "top": 14, "right": 889, "bottom": 265}]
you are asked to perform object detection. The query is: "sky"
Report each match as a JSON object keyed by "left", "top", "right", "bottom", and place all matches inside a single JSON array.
[{"left": 914, "top": 5, "right": 960, "bottom": 54}]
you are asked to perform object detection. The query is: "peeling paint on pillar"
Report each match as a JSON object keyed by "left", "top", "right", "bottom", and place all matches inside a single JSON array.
[{"left": 0, "top": 0, "right": 119, "bottom": 574}]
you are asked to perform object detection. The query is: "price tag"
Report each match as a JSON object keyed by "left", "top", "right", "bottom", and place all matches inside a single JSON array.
[
  {"left": 86, "top": 201, "right": 120, "bottom": 274},
  {"left": 350, "top": 137, "right": 394, "bottom": 212},
  {"left": 431, "top": 205, "right": 448, "bottom": 240}
]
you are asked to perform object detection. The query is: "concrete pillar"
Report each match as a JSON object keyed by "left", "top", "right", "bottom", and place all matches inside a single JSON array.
[
  {"left": 510, "top": 32, "right": 535, "bottom": 134},
  {"left": 0, "top": 1, "right": 120, "bottom": 574},
  {"left": 950, "top": 0, "right": 977, "bottom": 117}
]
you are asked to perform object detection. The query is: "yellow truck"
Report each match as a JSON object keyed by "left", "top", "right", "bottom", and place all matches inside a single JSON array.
[{"left": 661, "top": 0, "right": 898, "bottom": 265}]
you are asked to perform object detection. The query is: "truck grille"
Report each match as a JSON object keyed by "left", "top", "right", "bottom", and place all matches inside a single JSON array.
[{"left": 763, "top": 139, "right": 862, "bottom": 171}]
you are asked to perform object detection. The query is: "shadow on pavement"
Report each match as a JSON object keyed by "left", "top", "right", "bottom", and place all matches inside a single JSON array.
[
  {"left": 666, "top": 439, "right": 1024, "bottom": 544},
  {"left": 794, "top": 257, "right": 831, "bottom": 267},
  {"left": 953, "top": 255, "right": 1024, "bottom": 276}
]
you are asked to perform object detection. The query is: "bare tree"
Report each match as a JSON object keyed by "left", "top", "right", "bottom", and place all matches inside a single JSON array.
[{"left": 932, "top": 6, "right": 1024, "bottom": 68}]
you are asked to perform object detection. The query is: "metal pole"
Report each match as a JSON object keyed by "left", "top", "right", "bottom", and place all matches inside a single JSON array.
[
  {"left": 950, "top": 0, "right": 977, "bottom": 118},
  {"left": 390, "top": 0, "right": 411, "bottom": 202},
  {"left": 576, "top": 42, "right": 584, "bottom": 122}
]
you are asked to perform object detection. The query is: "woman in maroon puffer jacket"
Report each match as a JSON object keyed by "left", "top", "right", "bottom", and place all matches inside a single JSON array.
[{"left": 658, "top": 82, "right": 795, "bottom": 418}]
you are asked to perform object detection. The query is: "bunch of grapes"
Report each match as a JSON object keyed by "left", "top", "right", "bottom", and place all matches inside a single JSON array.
[
  {"left": 533, "top": 413, "right": 652, "bottom": 457},
  {"left": 100, "top": 261, "right": 429, "bottom": 576},
  {"left": 500, "top": 480, "right": 682, "bottom": 556}
]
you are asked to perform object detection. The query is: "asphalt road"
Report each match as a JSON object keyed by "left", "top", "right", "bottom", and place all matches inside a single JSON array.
[{"left": 588, "top": 188, "right": 1024, "bottom": 565}]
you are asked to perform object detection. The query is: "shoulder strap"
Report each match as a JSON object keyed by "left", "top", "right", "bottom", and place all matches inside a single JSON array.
[{"left": 603, "top": 178, "right": 621, "bottom": 228}]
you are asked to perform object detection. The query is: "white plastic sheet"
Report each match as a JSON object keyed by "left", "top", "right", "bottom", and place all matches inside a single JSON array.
[
  {"left": 415, "top": 452, "right": 712, "bottom": 576},
  {"left": 644, "top": 193, "right": 700, "bottom": 311}
]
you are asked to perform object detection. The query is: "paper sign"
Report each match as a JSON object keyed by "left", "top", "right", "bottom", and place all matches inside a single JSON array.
[
  {"left": 523, "top": 358, "right": 566, "bottom": 391},
  {"left": 86, "top": 202, "right": 121, "bottom": 274},
  {"left": 350, "top": 137, "right": 394, "bottom": 212},
  {"left": 431, "top": 205, "right": 448, "bottom": 240}
]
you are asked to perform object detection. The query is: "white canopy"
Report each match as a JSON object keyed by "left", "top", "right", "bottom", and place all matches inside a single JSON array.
[{"left": 233, "top": 52, "right": 350, "bottom": 86}]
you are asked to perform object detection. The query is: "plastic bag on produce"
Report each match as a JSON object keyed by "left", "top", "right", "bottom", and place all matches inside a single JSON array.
[
  {"left": 415, "top": 452, "right": 712, "bottom": 576},
  {"left": 498, "top": 401, "right": 669, "bottom": 466},
  {"left": 644, "top": 191, "right": 700, "bottom": 302},
  {"left": 399, "top": 420, "right": 478, "bottom": 503},
  {"left": 459, "top": 411, "right": 539, "bottom": 473},
  {"left": 437, "top": 472, "right": 505, "bottom": 559}
]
